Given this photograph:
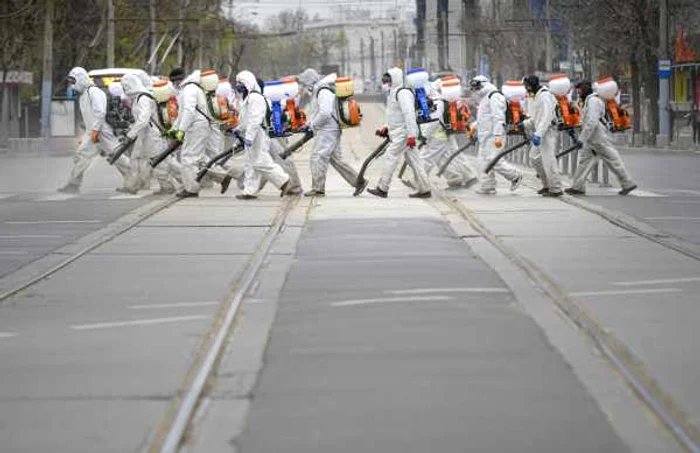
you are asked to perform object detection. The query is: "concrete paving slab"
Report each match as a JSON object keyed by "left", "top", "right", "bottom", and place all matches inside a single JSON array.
[
  {"left": 93, "top": 226, "right": 267, "bottom": 255},
  {"left": 140, "top": 204, "right": 280, "bottom": 227}
]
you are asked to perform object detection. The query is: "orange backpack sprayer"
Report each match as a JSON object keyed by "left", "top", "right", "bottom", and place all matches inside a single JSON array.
[
  {"left": 152, "top": 78, "right": 179, "bottom": 131},
  {"left": 501, "top": 81, "right": 527, "bottom": 135},
  {"left": 440, "top": 76, "right": 470, "bottom": 133},
  {"left": 596, "top": 78, "right": 632, "bottom": 132},
  {"left": 549, "top": 74, "right": 580, "bottom": 130},
  {"left": 335, "top": 77, "right": 362, "bottom": 128}
]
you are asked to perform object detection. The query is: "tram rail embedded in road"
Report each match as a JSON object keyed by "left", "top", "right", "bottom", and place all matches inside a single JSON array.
[
  {"left": 431, "top": 189, "right": 700, "bottom": 453},
  {"left": 147, "top": 194, "right": 303, "bottom": 453}
]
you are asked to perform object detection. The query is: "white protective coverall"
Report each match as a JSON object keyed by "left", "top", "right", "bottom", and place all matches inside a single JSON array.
[
  {"left": 376, "top": 67, "right": 431, "bottom": 193},
  {"left": 298, "top": 68, "right": 359, "bottom": 192},
  {"left": 133, "top": 72, "right": 178, "bottom": 192},
  {"left": 174, "top": 70, "right": 210, "bottom": 194},
  {"left": 121, "top": 74, "right": 156, "bottom": 192},
  {"left": 235, "top": 71, "right": 290, "bottom": 195},
  {"left": 474, "top": 82, "right": 522, "bottom": 191},
  {"left": 523, "top": 87, "right": 562, "bottom": 193},
  {"left": 570, "top": 94, "right": 636, "bottom": 193},
  {"left": 63, "top": 67, "right": 130, "bottom": 189},
  {"left": 419, "top": 82, "right": 476, "bottom": 187}
]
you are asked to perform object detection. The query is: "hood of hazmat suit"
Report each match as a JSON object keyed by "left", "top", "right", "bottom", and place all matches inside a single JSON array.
[{"left": 68, "top": 67, "right": 91, "bottom": 94}]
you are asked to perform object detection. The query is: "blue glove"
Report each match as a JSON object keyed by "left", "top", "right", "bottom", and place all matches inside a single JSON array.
[
  {"left": 243, "top": 138, "right": 253, "bottom": 148},
  {"left": 531, "top": 134, "right": 541, "bottom": 147}
]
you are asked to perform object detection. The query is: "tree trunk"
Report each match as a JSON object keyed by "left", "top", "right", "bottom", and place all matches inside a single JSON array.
[
  {"left": 643, "top": 47, "right": 659, "bottom": 145},
  {"left": 631, "top": 52, "right": 641, "bottom": 138}
]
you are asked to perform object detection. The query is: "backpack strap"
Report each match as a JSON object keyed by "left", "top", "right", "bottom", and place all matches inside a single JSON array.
[
  {"left": 317, "top": 86, "right": 342, "bottom": 128},
  {"left": 395, "top": 87, "right": 413, "bottom": 102},
  {"left": 249, "top": 91, "right": 270, "bottom": 128},
  {"left": 488, "top": 90, "right": 505, "bottom": 100}
]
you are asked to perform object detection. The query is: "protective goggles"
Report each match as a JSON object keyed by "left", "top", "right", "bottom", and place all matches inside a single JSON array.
[
  {"left": 469, "top": 80, "right": 483, "bottom": 91},
  {"left": 234, "top": 83, "right": 248, "bottom": 94},
  {"left": 66, "top": 76, "right": 76, "bottom": 85}
]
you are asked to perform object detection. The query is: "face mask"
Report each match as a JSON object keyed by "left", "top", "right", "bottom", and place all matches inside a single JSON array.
[
  {"left": 235, "top": 83, "right": 248, "bottom": 99},
  {"left": 381, "top": 83, "right": 391, "bottom": 94}
]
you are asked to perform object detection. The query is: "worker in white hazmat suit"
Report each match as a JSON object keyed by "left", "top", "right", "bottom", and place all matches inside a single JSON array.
[
  {"left": 298, "top": 68, "right": 362, "bottom": 196},
  {"left": 415, "top": 80, "right": 478, "bottom": 189},
  {"left": 522, "top": 75, "right": 562, "bottom": 196},
  {"left": 565, "top": 81, "right": 637, "bottom": 196},
  {"left": 59, "top": 67, "right": 131, "bottom": 193},
  {"left": 170, "top": 70, "right": 210, "bottom": 198},
  {"left": 233, "top": 70, "right": 292, "bottom": 199},
  {"left": 469, "top": 75, "right": 522, "bottom": 195},
  {"left": 367, "top": 67, "right": 431, "bottom": 198},
  {"left": 120, "top": 74, "right": 158, "bottom": 193}
]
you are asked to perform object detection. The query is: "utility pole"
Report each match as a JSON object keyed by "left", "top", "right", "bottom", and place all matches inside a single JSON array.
[
  {"left": 381, "top": 31, "right": 385, "bottom": 73},
  {"left": 360, "top": 38, "right": 365, "bottom": 83},
  {"left": 545, "top": 0, "right": 552, "bottom": 73},
  {"left": 40, "top": 0, "right": 54, "bottom": 138},
  {"left": 370, "top": 36, "right": 377, "bottom": 89},
  {"left": 658, "top": 0, "right": 671, "bottom": 144},
  {"left": 107, "top": 0, "right": 115, "bottom": 67},
  {"left": 149, "top": 0, "right": 157, "bottom": 73}
]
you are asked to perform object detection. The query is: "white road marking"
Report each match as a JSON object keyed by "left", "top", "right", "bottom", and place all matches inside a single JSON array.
[
  {"left": 128, "top": 301, "right": 218, "bottom": 310},
  {"left": 386, "top": 287, "right": 509, "bottom": 295},
  {"left": 627, "top": 190, "right": 666, "bottom": 198},
  {"left": 332, "top": 296, "right": 452, "bottom": 307},
  {"left": 570, "top": 288, "right": 682, "bottom": 297},
  {"left": 0, "top": 332, "right": 18, "bottom": 339},
  {"left": 35, "top": 193, "right": 77, "bottom": 202},
  {"left": 645, "top": 216, "right": 700, "bottom": 221},
  {"left": 70, "top": 315, "right": 209, "bottom": 330},
  {"left": 660, "top": 189, "right": 700, "bottom": 197},
  {"left": 612, "top": 277, "right": 700, "bottom": 286},
  {"left": 0, "top": 235, "right": 61, "bottom": 239},
  {"left": 0, "top": 193, "right": 17, "bottom": 200},
  {"left": 596, "top": 188, "right": 665, "bottom": 198},
  {"left": 5, "top": 220, "right": 102, "bottom": 225}
]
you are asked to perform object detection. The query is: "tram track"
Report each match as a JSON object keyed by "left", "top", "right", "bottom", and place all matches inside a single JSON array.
[
  {"left": 144, "top": 194, "right": 302, "bottom": 453},
  {"left": 0, "top": 195, "right": 180, "bottom": 303},
  {"left": 432, "top": 189, "right": 700, "bottom": 453}
]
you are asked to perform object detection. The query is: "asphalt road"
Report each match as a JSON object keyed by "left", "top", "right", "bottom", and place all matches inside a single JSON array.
[
  {"left": 0, "top": 156, "right": 156, "bottom": 277},
  {"left": 574, "top": 152, "right": 700, "bottom": 245}
]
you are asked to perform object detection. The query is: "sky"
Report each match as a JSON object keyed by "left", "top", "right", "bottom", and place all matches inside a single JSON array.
[{"left": 223, "top": 0, "right": 415, "bottom": 27}]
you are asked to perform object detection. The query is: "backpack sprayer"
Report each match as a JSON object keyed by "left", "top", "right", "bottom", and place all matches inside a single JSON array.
[
  {"left": 440, "top": 75, "right": 470, "bottom": 134},
  {"left": 596, "top": 78, "right": 632, "bottom": 133},
  {"left": 200, "top": 69, "right": 239, "bottom": 131},
  {"left": 405, "top": 68, "right": 436, "bottom": 124},
  {"left": 263, "top": 78, "right": 308, "bottom": 138},
  {"left": 482, "top": 81, "right": 533, "bottom": 174},
  {"left": 502, "top": 81, "right": 527, "bottom": 135},
  {"left": 547, "top": 74, "right": 585, "bottom": 159},
  {"left": 335, "top": 77, "right": 362, "bottom": 128},
  {"left": 549, "top": 74, "right": 581, "bottom": 131}
]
